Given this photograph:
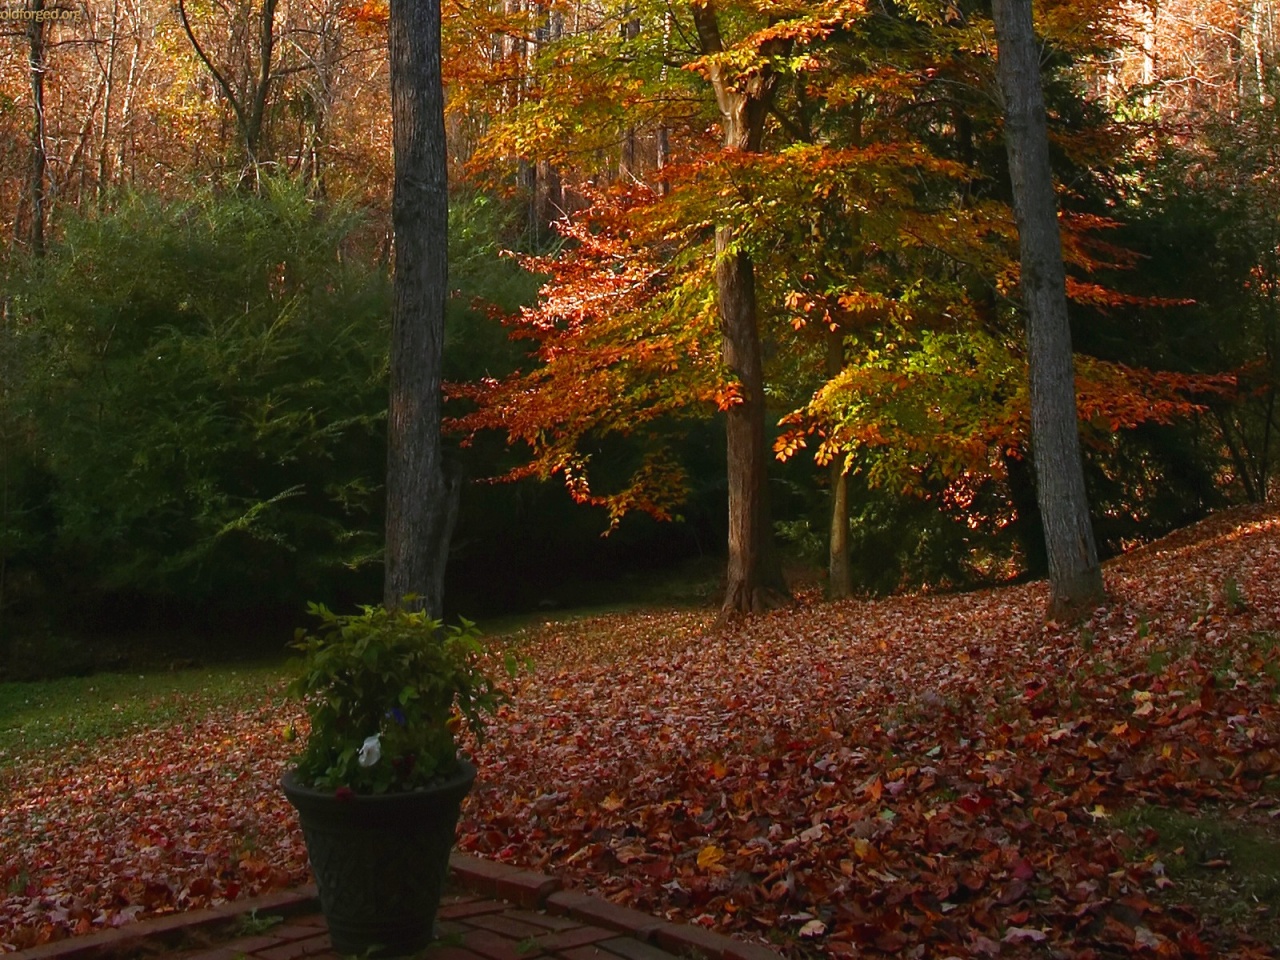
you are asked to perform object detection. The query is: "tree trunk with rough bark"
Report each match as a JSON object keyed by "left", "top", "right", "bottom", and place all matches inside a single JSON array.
[
  {"left": 383, "top": 0, "right": 457, "bottom": 617},
  {"left": 992, "top": 0, "right": 1105, "bottom": 621},
  {"left": 690, "top": 2, "right": 789, "bottom": 616}
]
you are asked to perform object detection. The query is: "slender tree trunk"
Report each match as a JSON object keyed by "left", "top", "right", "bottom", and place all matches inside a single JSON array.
[
  {"left": 97, "top": 0, "right": 121, "bottom": 201},
  {"left": 826, "top": 101, "right": 863, "bottom": 600},
  {"left": 384, "top": 0, "right": 457, "bottom": 616},
  {"left": 656, "top": 125, "right": 670, "bottom": 195},
  {"left": 245, "top": 0, "right": 278, "bottom": 157},
  {"left": 27, "top": 0, "right": 48, "bottom": 258},
  {"left": 992, "top": 0, "right": 1104, "bottom": 621},
  {"left": 112, "top": 17, "right": 145, "bottom": 189},
  {"left": 619, "top": 10, "right": 640, "bottom": 180},
  {"left": 690, "top": 2, "right": 789, "bottom": 615},
  {"left": 656, "top": 10, "right": 671, "bottom": 196},
  {"left": 826, "top": 327, "right": 852, "bottom": 598}
]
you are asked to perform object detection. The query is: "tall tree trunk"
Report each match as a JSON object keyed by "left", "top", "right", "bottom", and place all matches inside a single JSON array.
[
  {"left": 826, "top": 327, "right": 852, "bottom": 599},
  {"left": 690, "top": 2, "right": 789, "bottom": 615},
  {"left": 717, "top": 228, "right": 787, "bottom": 613},
  {"left": 384, "top": 0, "right": 457, "bottom": 616},
  {"left": 992, "top": 0, "right": 1104, "bottom": 621},
  {"left": 27, "top": 0, "right": 47, "bottom": 258}
]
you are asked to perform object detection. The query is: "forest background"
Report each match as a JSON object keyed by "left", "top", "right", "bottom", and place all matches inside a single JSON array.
[{"left": 0, "top": 0, "right": 1276, "bottom": 677}]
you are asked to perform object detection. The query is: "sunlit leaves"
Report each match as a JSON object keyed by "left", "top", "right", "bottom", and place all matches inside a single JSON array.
[{"left": 446, "top": 186, "right": 723, "bottom": 527}]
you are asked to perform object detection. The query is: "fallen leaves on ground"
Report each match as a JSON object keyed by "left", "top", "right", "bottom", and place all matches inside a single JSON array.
[
  {"left": 2, "top": 504, "right": 1279, "bottom": 957},
  {"left": 0, "top": 704, "right": 311, "bottom": 951}
]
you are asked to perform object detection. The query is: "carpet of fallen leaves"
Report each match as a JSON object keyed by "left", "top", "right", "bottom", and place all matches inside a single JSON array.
[{"left": 2, "top": 505, "right": 1279, "bottom": 958}]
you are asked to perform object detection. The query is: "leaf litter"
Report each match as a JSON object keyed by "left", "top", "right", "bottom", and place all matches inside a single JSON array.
[{"left": 2, "top": 503, "right": 1279, "bottom": 957}]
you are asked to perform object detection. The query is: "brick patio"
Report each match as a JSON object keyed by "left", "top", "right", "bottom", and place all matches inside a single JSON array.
[{"left": 6, "top": 855, "right": 787, "bottom": 960}]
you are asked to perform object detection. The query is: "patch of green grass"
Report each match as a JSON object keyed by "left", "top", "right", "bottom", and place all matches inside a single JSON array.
[
  {"left": 1116, "top": 804, "right": 1280, "bottom": 945},
  {"left": 233, "top": 911, "right": 283, "bottom": 936},
  {"left": 1219, "top": 575, "right": 1249, "bottom": 615},
  {"left": 0, "top": 664, "right": 287, "bottom": 767},
  {"left": 481, "top": 557, "right": 723, "bottom": 637}
]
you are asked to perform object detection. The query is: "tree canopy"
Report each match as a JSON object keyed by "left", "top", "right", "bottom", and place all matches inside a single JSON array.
[{"left": 0, "top": 0, "right": 1275, "bottom": 640}]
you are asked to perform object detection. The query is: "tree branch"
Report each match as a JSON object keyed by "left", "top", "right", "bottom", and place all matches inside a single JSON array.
[{"left": 176, "top": 0, "right": 251, "bottom": 154}]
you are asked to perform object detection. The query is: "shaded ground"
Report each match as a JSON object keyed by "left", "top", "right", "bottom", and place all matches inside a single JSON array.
[
  {"left": 1114, "top": 804, "right": 1280, "bottom": 947},
  {"left": 2, "top": 504, "right": 1279, "bottom": 957}
]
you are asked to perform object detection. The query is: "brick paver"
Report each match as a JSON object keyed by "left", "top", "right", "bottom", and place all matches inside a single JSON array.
[{"left": 7, "top": 855, "right": 786, "bottom": 960}]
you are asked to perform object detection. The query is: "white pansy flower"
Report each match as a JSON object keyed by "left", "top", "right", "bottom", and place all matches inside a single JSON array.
[{"left": 357, "top": 733, "right": 382, "bottom": 768}]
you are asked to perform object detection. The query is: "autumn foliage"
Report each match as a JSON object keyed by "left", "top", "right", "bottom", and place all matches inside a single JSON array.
[
  {"left": 4, "top": 506, "right": 1280, "bottom": 956},
  {"left": 2, "top": 0, "right": 1279, "bottom": 951}
]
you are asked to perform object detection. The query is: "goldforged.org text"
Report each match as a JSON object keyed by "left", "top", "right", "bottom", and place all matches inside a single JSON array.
[{"left": 0, "top": 5, "right": 82, "bottom": 20}]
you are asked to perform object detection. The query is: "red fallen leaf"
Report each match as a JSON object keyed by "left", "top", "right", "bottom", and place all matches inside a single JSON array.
[
  {"left": 960, "top": 869, "right": 986, "bottom": 892},
  {"left": 958, "top": 793, "right": 992, "bottom": 815},
  {"left": 182, "top": 876, "right": 213, "bottom": 900},
  {"left": 874, "top": 929, "right": 909, "bottom": 952},
  {"left": 910, "top": 891, "right": 943, "bottom": 920},
  {"left": 1011, "top": 858, "right": 1035, "bottom": 880},
  {"left": 1177, "top": 929, "right": 1211, "bottom": 957},
  {"left": 1199, "top": 676, "right": 1217, "bottom": 710},
  {"left": 865, "top": 777, "right": 883, "bottom": 802},
  {"left": 931, "top": 876, "right": 958, "bottom": 900},
  {"left": 1099, "top": 914, "right": 1138, "bottom": 944},
  {"left": 638, "top": 860, "right": 671, "bottom": 880},
  {"left": 998, "top": 878, "right": 1029, "bottom": 904},
  {"left": 1118, "top": 893, "right": 1154, "bottom": 913}
]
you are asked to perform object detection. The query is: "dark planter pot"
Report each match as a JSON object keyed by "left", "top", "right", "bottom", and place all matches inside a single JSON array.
[{"left": 282, "top": 760, "right": 476, "bottom": 958}]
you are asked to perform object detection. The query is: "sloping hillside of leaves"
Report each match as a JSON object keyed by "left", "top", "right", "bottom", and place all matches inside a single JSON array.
[{"left": 2, "top": 505, "right": 1279, "bottom": 957}]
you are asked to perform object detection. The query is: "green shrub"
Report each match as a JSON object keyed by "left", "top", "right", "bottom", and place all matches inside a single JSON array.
[
  {"left": 286, "top": 603, "right": 512, "bottom": 793},
  {"left": 5, "top": 181, "right": 391, "bottom": 613}
]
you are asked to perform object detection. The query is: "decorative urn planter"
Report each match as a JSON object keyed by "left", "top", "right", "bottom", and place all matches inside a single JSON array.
[
  {"left": 280, "top": 603, "right": 514, "bottom": 958},
  {"left": 282, "top": 761, "right": 476, "bottom": 958}
]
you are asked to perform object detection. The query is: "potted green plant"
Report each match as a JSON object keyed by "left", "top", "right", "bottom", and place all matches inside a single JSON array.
[{"left": 282, "top": 602, "right": 509, "bottom": 958}]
